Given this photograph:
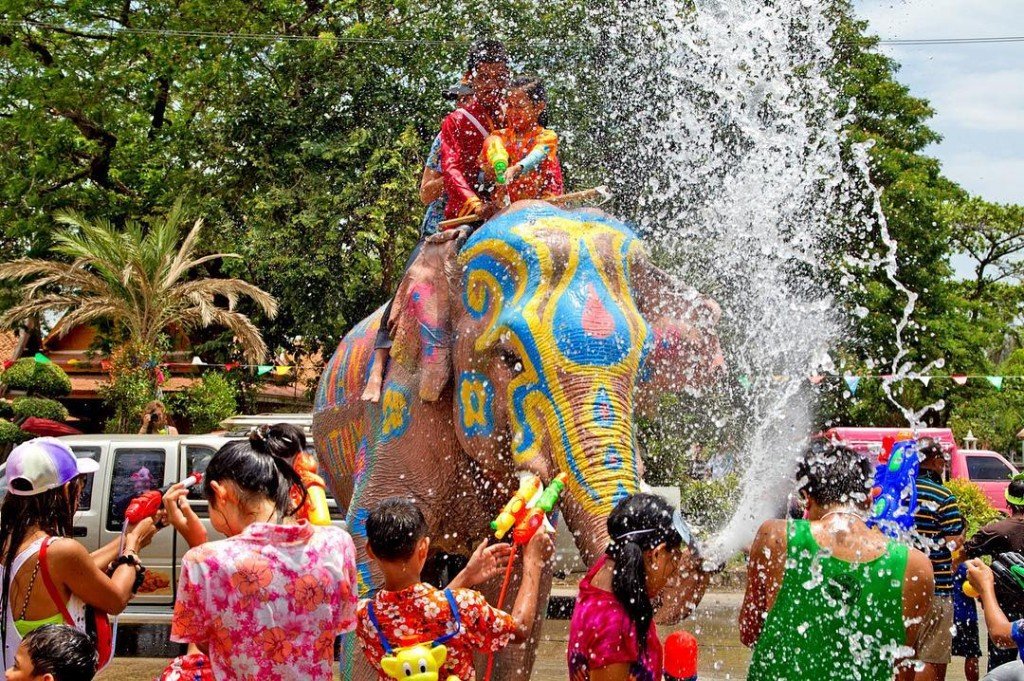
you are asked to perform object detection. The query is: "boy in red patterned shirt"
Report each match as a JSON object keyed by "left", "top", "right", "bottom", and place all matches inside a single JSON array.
[{"left": 355, "top": 498, "right": 553, "bottom": 680}]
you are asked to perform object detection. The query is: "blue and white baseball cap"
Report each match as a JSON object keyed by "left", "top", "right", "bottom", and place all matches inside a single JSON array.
[{"left": 4, "top": 437, "right": 98, "bottom": 496}]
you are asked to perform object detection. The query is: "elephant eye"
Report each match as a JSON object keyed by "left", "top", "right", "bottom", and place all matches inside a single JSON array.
[{"left": 500, "top": 349, "right": 523, "bottom": 374}]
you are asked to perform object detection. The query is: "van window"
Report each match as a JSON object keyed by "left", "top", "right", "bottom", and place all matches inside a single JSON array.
[
  {"left": 966, "top": 455, "right": 1014, "bottom": 482},
  {"left": 107, "top": 449, "right": 166, "bottom": 532},
  {"left": 68, "top": 446, "right": 101, "bottom": 511}
]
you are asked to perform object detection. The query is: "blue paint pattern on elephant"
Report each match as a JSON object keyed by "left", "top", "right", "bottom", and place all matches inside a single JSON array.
[{"left": 458, "top": 371, "right": 495, "bottom": 437}]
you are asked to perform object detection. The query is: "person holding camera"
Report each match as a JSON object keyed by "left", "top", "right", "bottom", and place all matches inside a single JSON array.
[{"left": 137, "top": 401, "right": 177, "bottom": 436}]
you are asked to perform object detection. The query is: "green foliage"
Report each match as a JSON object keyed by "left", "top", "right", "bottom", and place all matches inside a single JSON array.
[
  {"left": 946, "top": 478, "right": 1002, "bottom": 539},
  {"left": 167, "top": 372, "right": 238, "bottom": 434},
  {"left": 99, "top": 342, "right": 163, "bottom": 433},
  {"left": 946, "top": 349, "right": 1024, "bottom": 455},
  {"left": 0, "top": 419, "right": 28, "bottom": 446},
  {"left": 11, "top": 397, "right": 68, "bottom": 423},
  {"left": 0, "top": 358, "right": 72, "bottom": 397},
  {"left": 678, "top": 475, "right": 740, "bottom": 535}
]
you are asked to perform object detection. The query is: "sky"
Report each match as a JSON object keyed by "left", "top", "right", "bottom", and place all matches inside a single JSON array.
[{"left": 855, "top": 0, "right": 1024, "bottom": 206}]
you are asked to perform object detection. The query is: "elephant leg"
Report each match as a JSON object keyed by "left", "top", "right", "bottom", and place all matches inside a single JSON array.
[{"left": 472, "top": 549, "right": 555, "bottom": 680}]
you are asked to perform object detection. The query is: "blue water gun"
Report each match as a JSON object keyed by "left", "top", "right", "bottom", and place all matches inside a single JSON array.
[{"left": 867, "top": 434, "right": 920, "bottom": 538}]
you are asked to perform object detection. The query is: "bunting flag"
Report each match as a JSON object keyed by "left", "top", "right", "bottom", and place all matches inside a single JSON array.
[
  {"left": 257, "top": 365, "right": 273, "bottom": 376},
  {"left": 274, "top": 366, "right": 291, "bottom": 376},
  {"left": 918, "top": 376, "right": 931, "bottom": 387},
  {"left": 224, "top": 362, "right": 239, "bottom": 372},
  {"left": 33, "top": 353, "right": 51, "bottom": 364},
  {"left": 952, "top": 375, "right": 968, "bottom": 386},
  {"left": 737, "top": 374, "right": 752, "bottom": 390},
  {"left": 191, "top": 356, "right": 205, "bottom": 365},
  {"left": 987, "top": 376, "right": 1004, "bottom": 391},
  {"left": 845, "top": 376, "right": 861, "bottom": 396}
]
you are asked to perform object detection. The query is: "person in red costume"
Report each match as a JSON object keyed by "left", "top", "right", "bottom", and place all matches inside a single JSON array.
[{"left": 439, "top": 39, "right": 511, "bottom": 222}]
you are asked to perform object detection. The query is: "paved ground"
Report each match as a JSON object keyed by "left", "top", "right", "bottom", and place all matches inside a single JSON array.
[{"left": 96, "top": 591, "right": 982, "bottom": 680}]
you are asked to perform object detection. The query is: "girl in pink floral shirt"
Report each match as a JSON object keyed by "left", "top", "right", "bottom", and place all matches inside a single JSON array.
[{"left": 170, "top": 428, "right": 358, "bottom": 681}]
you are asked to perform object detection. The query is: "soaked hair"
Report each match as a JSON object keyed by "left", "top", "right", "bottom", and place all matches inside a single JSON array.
[
  {"left": 202, "top": 425, "right": 307, "bottom": 518},
  {"left": 466, "top": 39, "right": 509, "bottom": 72},
  {"left": 366, "top": 498, "right": 428, "bottom": 562},
  {"left": 263, "top": 423, "right": 307, "bottom": 460},
  {"left": 1, "top": 480, "right": 82, "bottom": 667},
  {"left": 796, "top": 439, "right": 873, "bottom": 507},
  {"left": 22, "top": 624, "right": 98, "bottom": 680},
  {"left": 511, "top": 76, "right": 549, "bottom": 127},
  {"left": 605, "top": 494, "right": 684, "bottom": 652}
]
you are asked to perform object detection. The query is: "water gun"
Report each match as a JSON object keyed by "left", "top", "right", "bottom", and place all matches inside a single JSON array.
[
  {"left": 512, "top": 473, "right": 568, "bottom": 545},
  {"left": 664, "top": 631, "right": 699, "bottom": 681},
  {"left": 292, "top": 451, "right": 331, "bottom": 526},
  {"left": 491, "top": 475, "right": 541, "bottom": 540},
  {"left": 483, "top": 136, "right": 510, "bottom": 185},
  {"left": 963, "top": 552, "right": 1024, "bottom": 599},
  {"left": 379, "top": 642, "right": 459, "bottom": 681},
  {"left": 866, "top": 432, "right": 919, "bottom": 538},
  {"left": 517, "top": 143, "right": 552, "bottom": 174},
  {"left": 125, "top": 473, "right": 203, "bottom": 524}
]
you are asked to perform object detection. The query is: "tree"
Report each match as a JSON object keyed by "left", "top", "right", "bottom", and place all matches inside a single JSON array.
[
  {"left": 0, "top": 203, "right": 278, "bottom": 362},
  {"left": 944, "top": 197, "right": 1024, "bottom": 305}
]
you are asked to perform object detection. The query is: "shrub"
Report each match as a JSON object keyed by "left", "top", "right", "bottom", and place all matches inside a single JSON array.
[
  {"left": 12, "top": 397, "right": 69, "bottom": 423},
  {"left": 0, "top": 419, "right": 29, "bottom": 445},
  {"left": 947, "top": 478, "right": 1003, "bottom": 538},
  {"left": 679, "top": 474, "right": 740, "bottom": 535},
  {"left": 167, "top": 372, "right": 238, "bottom": 434},
  {"left": 0, "top": 358, "right": 72, "bottom": 397},
  {"left": 100, "top": 342, "right": 163, "bottom": 433}
]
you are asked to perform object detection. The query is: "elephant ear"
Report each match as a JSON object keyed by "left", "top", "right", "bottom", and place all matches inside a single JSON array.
[
  {"left": 388, "top": 238, "right": 460, "bottom": 402},
  {"left": 630, "top": 250, "right": 724, "bottom": 403}
]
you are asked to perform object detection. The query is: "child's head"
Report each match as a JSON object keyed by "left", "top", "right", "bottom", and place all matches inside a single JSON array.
[
  {"left": 605, "top": 494, "right": 689, "bottom": 651},
  {"left": 465, "top": 39, "right": 509, "bottom": 110},
  {"left": 202, "top": 426, "right": 308, "bottom": 536},
  {"left": 796, "top": 438, "right": 873, "bottom": 511},
  {"left": 365, "top": 498, "right": 430, "bottom": 571},
  {"left": 6, "top": 625, "right": 97, "bottom": 681},
  {"left": 263, "top": 423, "right": 307, "bottom": 460},
  {"left": 506, "top": 76, "right": 548, "bottom": 130}
]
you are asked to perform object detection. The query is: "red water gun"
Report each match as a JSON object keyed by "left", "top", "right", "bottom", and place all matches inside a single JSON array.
[{"left": 125, "top": 473, "right": 203, "bottom": 524}]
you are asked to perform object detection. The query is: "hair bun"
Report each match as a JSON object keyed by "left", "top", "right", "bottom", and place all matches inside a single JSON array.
[{"left": 248, "top": 425, "right": 270, "bottom": 448}]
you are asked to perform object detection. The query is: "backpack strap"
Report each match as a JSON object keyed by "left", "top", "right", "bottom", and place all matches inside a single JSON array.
[
  {"left": 456, "top": 108, "right": 489, "bottom": 140},
  {"left": 432, "top": 589, "right": 462, "bottom": 646},
  {"left": 37, "top": 537, "right": 75, "bottom": 626},
  {"left": 365, "top": 599, "right": 394, "bottom": 655}
]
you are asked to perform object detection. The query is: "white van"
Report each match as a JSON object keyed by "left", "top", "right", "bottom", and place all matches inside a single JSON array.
[{"left": 0, "top": 433, "right": 345, "bottom": 623}]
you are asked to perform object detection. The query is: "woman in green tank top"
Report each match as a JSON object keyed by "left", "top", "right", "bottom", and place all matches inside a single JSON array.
[{"left": 740, "top": 440, "right": 935, "bottom": 681}]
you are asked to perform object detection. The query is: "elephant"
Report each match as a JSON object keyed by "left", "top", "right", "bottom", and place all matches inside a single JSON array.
[{"left": 313, "top": 201, "right": 724, "bottom": 680}]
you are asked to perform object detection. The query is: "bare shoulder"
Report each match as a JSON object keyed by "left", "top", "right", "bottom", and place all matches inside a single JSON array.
[
  {"left": 749, "top": 519, "right": 788, "bottom": 562},
  {"left": 45, "top": 536, "right": 90, "bottom": 561},
  {"left": 904, "top": 547, "right": 934, "bottom": 580}
]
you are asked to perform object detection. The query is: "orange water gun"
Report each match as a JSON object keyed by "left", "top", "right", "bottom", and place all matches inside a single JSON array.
[
  {"left": 292, "top": 451, "right": 331, "bottom": 526},
  {"left": 483, "top": 136, "right": 510, "bottom": 185}
]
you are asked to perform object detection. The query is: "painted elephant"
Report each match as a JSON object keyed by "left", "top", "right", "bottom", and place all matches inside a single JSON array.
[{"left": 313, "top": 202, "right": 724, "bottom": 680}]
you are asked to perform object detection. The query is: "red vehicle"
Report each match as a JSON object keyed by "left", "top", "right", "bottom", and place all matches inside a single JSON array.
[{"left": 823, "top": 427, "right": 1019, "bottom": 512}]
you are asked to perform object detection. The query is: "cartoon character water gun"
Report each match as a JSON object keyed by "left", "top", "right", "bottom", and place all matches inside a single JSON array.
[
  {"left": 483, "top": 136, "right": 510, "bottom": 185},
  {"left": 866, "top": 431, "right": 919, "bottom": 538},
  {"left": 125, "top": 473, "right": 203, "bottom": 523},
  {"left": 292, "top": 451, "right": 331, "bottom": 526},
  {"left": 963, "top": 552, "right": 1024, "bottom": 599},
  {"left": 379, "top": 643, "right": 459, "bottom": 681}
]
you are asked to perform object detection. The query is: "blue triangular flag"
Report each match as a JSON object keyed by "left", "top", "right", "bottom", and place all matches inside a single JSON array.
[
  {"left": 987, "top": 376, "right": 1004, "bottom": 391},
  {"left": 845, "top": 376, "right": 860, "bottom": 396}
]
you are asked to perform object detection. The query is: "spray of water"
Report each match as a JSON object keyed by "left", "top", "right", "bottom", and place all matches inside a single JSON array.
[{"left": 582, "top": 0, "right": 881, "bottom": 563}]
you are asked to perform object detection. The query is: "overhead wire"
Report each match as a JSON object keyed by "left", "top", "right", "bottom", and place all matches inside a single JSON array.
[{"left": 1, "top": 19, "right": 1023, "bottom": 47}]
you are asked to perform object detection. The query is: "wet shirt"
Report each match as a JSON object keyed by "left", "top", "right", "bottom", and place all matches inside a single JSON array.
[
  {"left": 953, "top": 564, "right": 978, "bottom": 623},
  {"left": 355, "top": 582, "right": 517, "bottom": 680},
  {"left": 171, "top": 522, "right": 358, "bottom": 681},
  {"left": 439, "top": 99, "right": 501, "bottom": 219},
  {"left": 484, "top": 126, "right": 564, "bottom": 203},
  {"left": 568, "top": 556, "right": 662, "bottom": 681},
  {"left": 965, "top": 516, "right": 1024, "bottom": 615},
  {"left": 913, "top": 470, "right": 965, "bottom": 596},
  {"left": 747, "top": 520, "right": 908, "bottom": 681},
  {"left": 1011, "top": 620, "right": 1024, "bottom": 659},
  {"left": 420, "top": 134, "right": 445, "bottom": 236}
]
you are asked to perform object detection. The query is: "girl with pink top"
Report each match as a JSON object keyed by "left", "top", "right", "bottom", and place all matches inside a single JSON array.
[
  {"left": 169, "top": 427, "right": 358, "bottom": 681},
  {"left": 567, "top": 494, "right": 694, "bottom": 681}
]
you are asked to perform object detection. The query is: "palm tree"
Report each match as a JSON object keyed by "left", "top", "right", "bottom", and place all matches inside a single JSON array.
[{"left": 0, "top": 204, "right": 278, "bottom": 363}]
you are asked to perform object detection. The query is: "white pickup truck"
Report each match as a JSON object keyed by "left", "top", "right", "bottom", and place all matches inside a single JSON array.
[{"left": 0, "top": 433, "right": 345, "bottom": 623}]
